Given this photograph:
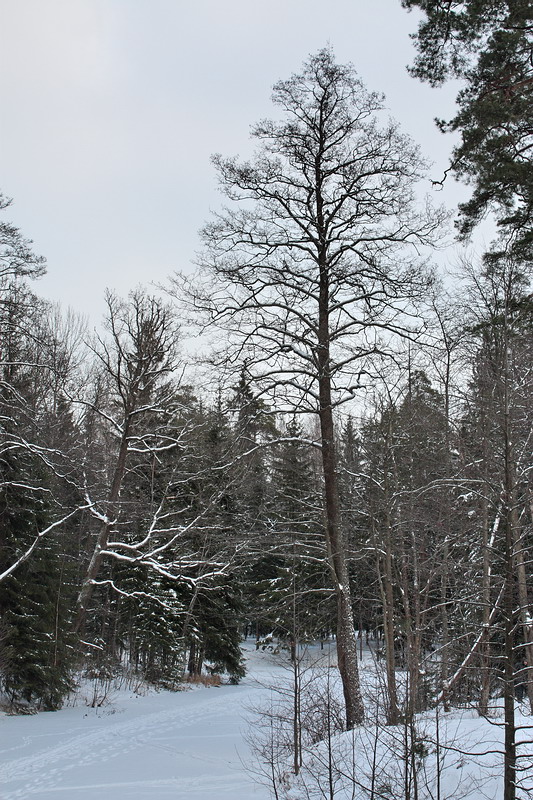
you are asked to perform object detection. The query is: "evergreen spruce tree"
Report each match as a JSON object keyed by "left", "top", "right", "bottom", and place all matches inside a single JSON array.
[
  {"left": 338, "top": 417, "right": 378, "bottom": 649},
  {"left": 0, "top": 208, "right": 76, "bottom": 710},
  {"left": 0, "top": 451, "right": 74, "bottom": 710},
  {"left": 257, "top": 417, "right": 331, "bottom": 643}
]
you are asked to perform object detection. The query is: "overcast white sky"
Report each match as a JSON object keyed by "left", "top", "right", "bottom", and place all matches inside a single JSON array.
[{"left": 1, "top": 0, "right": 466, "bottom": 325}]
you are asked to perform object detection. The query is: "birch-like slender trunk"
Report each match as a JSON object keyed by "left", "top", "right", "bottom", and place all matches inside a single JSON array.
[{"left": 74, "top": 423, "right": 131, "bottom": 636}]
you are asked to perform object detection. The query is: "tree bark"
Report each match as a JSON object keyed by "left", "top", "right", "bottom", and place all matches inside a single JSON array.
[
  {"left": 375, "top": 509, "right": 401, "bottom": 724},
  {"left": 74, "top": 423, "right": 130, "bottom": 636},
  {"left": 317, "top": 267, "right": 364, "bottom": 729},
  {"left": 512, "top": 517, "right": 533, "bottom": 714}
]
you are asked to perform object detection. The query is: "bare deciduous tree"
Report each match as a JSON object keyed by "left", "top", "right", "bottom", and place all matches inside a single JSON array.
[
  {"left": 74, "top": 290, "right": 182, "bottom": 634},
  {"left": 178, "top": 49, "right": 446, "bottom": 728}
]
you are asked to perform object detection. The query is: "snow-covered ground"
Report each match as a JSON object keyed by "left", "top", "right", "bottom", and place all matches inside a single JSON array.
[
  {"left": 0, "top": 642, "right": 279, "bottom": 800},
  {"left": 1, "top": 642, "right": 532, "bottom": 800}
]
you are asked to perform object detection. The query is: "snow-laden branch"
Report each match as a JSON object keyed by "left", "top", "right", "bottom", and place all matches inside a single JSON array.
[{"left": 0, "top": 504, "right": 91, "bottom": 583}]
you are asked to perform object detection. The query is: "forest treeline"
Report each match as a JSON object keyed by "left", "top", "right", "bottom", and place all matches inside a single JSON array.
[
  {"left": 1, "top": 7, "right": 533, "bottom": 795},
  {"left": 1, "top": 184, "right": 531, "bottom": 719}
]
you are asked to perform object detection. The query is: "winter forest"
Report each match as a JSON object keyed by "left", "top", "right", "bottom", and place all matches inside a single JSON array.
[{"left": 1, "top": 3, "right": 533, "bottom": 799}]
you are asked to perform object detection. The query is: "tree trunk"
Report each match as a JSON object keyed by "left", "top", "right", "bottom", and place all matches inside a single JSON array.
[
  {"left": 503, "top": 542, "right": 516, "bottom": 800},
  {"left": 502, "top": 328, "right": 516, "bottom": 800},
  {"left": 440, "top": 538, "right": 451, "bottom": 713},
  {"left": 512, "top": 521, "right": 533, "bottom": 714},
  {"left": 74, "top": 425, "right": 130, "bottom": 636},
  {"left": 318, "top": 359, "right": 364, "bottom": 728},
  {"left": 315, "top": 143, "right": 363, "bottom": 727},
  {"left": 375, "top": 512, "right": 400, "bottom": 724},
  {"left": 479, "top": 510, "right": 492, "bottom": 716}
]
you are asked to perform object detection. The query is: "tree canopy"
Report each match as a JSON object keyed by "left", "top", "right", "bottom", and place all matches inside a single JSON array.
[{"left": 402, "top": 0, "right": 533, "bottom": 263}]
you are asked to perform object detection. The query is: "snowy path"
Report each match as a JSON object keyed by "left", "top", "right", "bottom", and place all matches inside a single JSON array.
[{"left": 0, "top": 646, "right": 277, "bottom": 800}]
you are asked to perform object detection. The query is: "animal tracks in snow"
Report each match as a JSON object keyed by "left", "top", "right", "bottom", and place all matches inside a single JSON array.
[{"left": 0, "top": 678, "right": 269, "bottom": 800}]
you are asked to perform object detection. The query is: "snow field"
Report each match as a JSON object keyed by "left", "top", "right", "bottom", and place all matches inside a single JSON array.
[
  {"left": 1, "top": 641, "right": 532, "bottom": 800},
  {"left": 0, "top": 644, "right": 279, "bottom": 800}
]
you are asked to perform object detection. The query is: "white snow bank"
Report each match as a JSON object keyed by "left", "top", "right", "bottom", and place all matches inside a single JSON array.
[{"left": 0, "top": 643, "right": 280, "bottom": 800}]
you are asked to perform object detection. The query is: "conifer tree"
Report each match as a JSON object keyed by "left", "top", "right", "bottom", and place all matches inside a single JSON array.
[
  {"left": 255, "top": 417, "right": 331, "bottom": 642},
  {"left": 0, "top": 457, "right": 74, "bottom": 710},
  {"left": 402, "top": 0, "right": 533, "bottom": 263}
]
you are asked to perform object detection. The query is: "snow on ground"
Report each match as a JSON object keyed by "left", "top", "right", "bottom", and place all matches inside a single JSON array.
[
  {"left": 1, "top": 641, "right": 532, "bottom": 800},
  {"left": 273, "top": 646, "right": 533, "bottom": 800},
  {"left": 283, "top": 703, "right": 533, "bottom": 800},
  {"left": 0, "top": 642, "right": 280, "bottom": 800}
]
